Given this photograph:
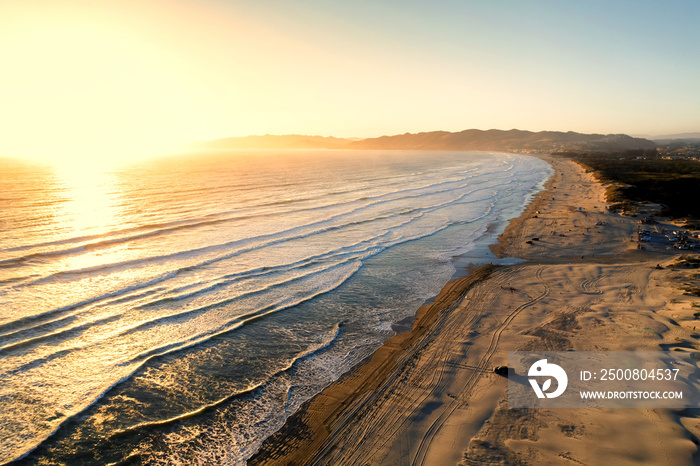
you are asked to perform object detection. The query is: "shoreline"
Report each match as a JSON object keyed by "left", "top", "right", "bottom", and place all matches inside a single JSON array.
[
  {"left": 249, "top": 264, "right": 499, "bottom": 464},
  {"left": 248, "top": 154, "right": 555, "bottom": 464},
  {"left": 250, "top": 153, "right": 700, "bottom": 465}
]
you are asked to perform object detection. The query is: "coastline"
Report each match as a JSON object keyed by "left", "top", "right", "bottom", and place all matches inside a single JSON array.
[
  {"left": 249, "top": 265, "right": 498, "bottom": 465},
  {"left": 248, "top": 154, "right": 554, "bottom": 464},
  {"left": 250, "top": 154, "right": 700, "bottom": 465}
]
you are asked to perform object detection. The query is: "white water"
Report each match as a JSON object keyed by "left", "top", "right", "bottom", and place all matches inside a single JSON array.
[{"left": 0, "top": 149, "right": 551, "bottom": 464}]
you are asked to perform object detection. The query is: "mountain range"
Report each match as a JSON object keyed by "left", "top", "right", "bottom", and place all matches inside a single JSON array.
[{"left": 198, "top": 129, "right": 658, "bottom": 152}]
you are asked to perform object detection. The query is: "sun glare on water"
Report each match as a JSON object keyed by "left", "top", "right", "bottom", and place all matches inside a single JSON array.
[{"left": 45, "top": 153, "right": 155, "bottom": 275}]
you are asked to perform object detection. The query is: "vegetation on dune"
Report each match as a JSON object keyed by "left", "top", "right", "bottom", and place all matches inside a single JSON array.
[
  {"left": 669, "top": 256, "right": 700, "bottom": 269},
  {"left": 555, "top": 150, "right": 700, "bottom": 219}
]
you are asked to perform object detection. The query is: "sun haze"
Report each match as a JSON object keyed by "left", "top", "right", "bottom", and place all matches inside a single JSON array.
[{"left": 1, "top": 0, "right": 699, "bottom": 167}]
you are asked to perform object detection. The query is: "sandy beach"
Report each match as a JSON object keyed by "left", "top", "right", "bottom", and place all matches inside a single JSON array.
[{"left": 251, "top": 155, "right": 700, "bottom": 465}]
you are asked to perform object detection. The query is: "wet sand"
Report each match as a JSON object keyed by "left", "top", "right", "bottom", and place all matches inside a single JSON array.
[{"left": 251, "top": 155, "right": 700, "bottom": 465}]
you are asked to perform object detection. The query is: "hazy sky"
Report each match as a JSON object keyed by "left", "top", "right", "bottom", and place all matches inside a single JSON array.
[{"left": 1, "top": 0, "right": 698, "bottom": 162}]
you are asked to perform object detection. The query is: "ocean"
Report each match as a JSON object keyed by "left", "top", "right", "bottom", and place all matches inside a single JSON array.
[{"left": 0, "top": 149, "right": 551, "bottom": 464}]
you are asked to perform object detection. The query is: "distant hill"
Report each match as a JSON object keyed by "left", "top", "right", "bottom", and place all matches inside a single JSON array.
[
  {"left": 653, "top": 137, "right": 700, "bottom": 145},
  {"left": 652, "top": 132, "right": 700, "bottom": 141},
  {"left": 197, "top": 129, "right": 657, "bottom": 152},
  {"left": 196, "top": 134, "right": 353, "bottom": 150},
  {"left": 348, "top": 129, "right": 657, "bottom": 152},
  {"left": 655, "top": 139, "right": 700, "bottom": 146}
]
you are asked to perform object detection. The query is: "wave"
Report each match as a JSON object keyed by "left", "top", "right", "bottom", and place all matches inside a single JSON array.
[
  {"left": 0, "top": 152, "right": 549, "bottom": 464},
  {"left": 0, "top": 272, "right": 176, "bottom": 337},
  {"left": 0, "top": 218, "right": 383, "bottom": 343},
  {"left": 1, "top": 258, "right": 358, "bottom": 385},
  {"left": 0, "top": 314, "right": 123, "bottom": 356},
  {"left": 0, "top": 180, "right": 500, "bottom": 345},
  {"left": 21, "top": 174, "right": 504, "bottom": 282},
  {"left": 137, "top": 246, "right": 383, "bottom": 309},
  {"left": 0, "top": 313, "right": 345, "bottom": 463},
  {"left": 1, "top": 184, "right": 490, "bottom": 380},
  {"left": 112, "top": 323, "right": 342, "bottom": 435},
  {"left": 0, "top": 165, "right": 511, "bottom": 273},
  {"left": 118, "top": 259, "right": 359, "bottom": 342},
  {"left": 0, "top": 218, "right": 393, "bottom": 339},
  {"left": 0, "top": 273, "right": 39, "bottom": 286}
]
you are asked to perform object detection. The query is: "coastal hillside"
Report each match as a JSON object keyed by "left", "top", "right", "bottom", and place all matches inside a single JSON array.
[
  {"left": 199, "top": 129, "right": 656, "bottom": 152},
  {"left": 348, "top": 129, "right": 657, "bottom": 152}
]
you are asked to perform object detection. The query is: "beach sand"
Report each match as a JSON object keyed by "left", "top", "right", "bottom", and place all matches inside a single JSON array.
[{"left": 251, "top": 155, "right": 700, "bottom": 465}]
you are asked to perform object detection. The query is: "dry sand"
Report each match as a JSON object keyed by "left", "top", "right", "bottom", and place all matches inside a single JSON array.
[{"left": 251, "top": 155, "right": 700, "bottom": 465}]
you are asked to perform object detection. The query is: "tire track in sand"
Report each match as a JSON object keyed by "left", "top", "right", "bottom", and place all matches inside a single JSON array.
[
  {"left": 311, "top": 272, "right": 497, "bottom": 465},
  {"left": 410, "top": 266, "right": 550, "bottom": 466}
]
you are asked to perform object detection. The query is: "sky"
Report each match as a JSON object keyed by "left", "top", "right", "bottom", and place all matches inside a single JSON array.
[{"left": 1, "top": 0, "right": 699, "bottom": 164}]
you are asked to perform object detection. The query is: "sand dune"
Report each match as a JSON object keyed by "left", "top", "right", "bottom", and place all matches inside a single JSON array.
[{"left": 251, "top": 155, "right": 700, "bottom": 465}]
